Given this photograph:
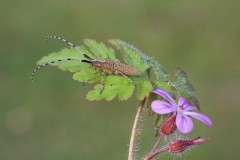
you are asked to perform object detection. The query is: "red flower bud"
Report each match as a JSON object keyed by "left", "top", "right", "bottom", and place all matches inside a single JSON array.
[
  {"left": 161, "top": 114, "right": 177, "bottom": 135},
  {"left": 169, "top": 137, "right": 209, "bottom": 153}
]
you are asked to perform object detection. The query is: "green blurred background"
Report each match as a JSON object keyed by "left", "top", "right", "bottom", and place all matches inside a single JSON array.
[{"left": 0, "top": 0, "right": 239, "bottom": 159}]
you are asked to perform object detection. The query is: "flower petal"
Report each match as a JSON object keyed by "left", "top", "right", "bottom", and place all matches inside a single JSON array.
[
  {"left": 178, "top": 97, "right": 197, "bottom": 111},
  {"left": 183, "top": 112, "right": 212, "bottom": 127},
  {"left": 152, "top": 89, "right": 177, "bottom": 108},
  {"left": 151, "top": 100, "right": 175, "bottom": 114},
  {"left": 184, "top": 105, "right": 197, "bottom": 111},
  {"left": 176, "top": 114, "right": 194, "bottom": 133},
  {"left": 178, "top": 97, "right": 188, "bottom": 106}
]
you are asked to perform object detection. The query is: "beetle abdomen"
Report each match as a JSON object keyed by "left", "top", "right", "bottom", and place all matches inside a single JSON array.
[{"left": 114, "top": 63, "right": 140, "bottom": 76}]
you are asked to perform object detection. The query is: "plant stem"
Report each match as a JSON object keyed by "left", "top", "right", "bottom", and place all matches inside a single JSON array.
[
  {"left": 149, "top": 133, "right": 164, "bottom": 153},
  {"left": 128, "top": 98, "right": 146, "bottom": 160},
  {"left": 144, "top": 147, "right": 169, "bottom": 160}
]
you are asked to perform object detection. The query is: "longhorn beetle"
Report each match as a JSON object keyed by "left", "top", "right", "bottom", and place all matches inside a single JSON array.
[{"left": 31, "top": 36, "right": 141, "bottom": 94}]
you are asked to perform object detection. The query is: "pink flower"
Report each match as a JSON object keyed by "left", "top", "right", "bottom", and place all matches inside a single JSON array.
[{"left": 151, "top": 89, "right": 212, "bottom": 134}]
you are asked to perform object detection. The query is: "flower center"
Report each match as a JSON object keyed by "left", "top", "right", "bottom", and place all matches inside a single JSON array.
[{"left": 179, "top": 105, "right": 184, "bottom": 110}]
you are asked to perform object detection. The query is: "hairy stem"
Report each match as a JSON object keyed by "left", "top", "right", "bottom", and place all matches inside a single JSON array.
[
  {"left": 144, "top": 147, "right": 169, "bottom": 160},
  {"left": 150, "top": 133, "right": 164, "bottom": 153},
  {"left": 128, "top": 98, "right": 146, "bottom": 160}
]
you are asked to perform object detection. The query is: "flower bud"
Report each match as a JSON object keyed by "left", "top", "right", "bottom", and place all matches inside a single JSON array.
[
  {"left": 169, "top": 137, "right": 209, "bottom": 153},
  {"left": 161, "top": 114, "right": 177, "bottom": 135}
]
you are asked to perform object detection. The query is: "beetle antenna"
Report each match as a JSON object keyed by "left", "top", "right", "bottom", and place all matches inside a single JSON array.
[
  {"left": 45, "top": 36, "right": 96, "bottom": 60},
  {"left": 46, "top": 35, "right": 76, "bottom": 48},
  {"left": 31, "top": 58, "right": 79, "bottom": 82}
]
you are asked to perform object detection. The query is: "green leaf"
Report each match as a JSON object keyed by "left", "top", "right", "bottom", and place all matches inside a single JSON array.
[
  {"left": 172, "top": 68, "right": 199, "bottom": 107},
  {"left": 149, "top": 58, "right": 169, "bottom": 82},
  {"left": 154, "top": 81, "right": 175, "bottom": 99},
  {"left": 132, "top": 76, "right": 153, "bottom": 100},
  {"left": 73, "top": 68, "right": 101, "bottom": 83},
  {"left": 84, "top": 39, "right": 116, "bottom": 60},
  {"left": 109, "top": 39, "right": 150, "bottom": 73},
  {"left": 86, "top": 76, "right": 135, "bottom": 101}
]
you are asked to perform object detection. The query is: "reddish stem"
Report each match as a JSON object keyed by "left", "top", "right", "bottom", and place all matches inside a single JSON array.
[
  {"left": 144, "top": 147, "right": 169, "bottom": 160},
  {"left": 150, "top": 133, "right": 164, "bottom": 153}
]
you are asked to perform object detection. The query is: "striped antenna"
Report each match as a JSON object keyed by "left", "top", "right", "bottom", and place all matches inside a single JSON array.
[
  {"left": 46, "top": 36, "right": 99, "bottom": 59},
  {"left": 45, "top": 35, "right": 76, "bottom": 48},
  {"left": 31, "top": 58, "right": 79, "bottom": 82}
]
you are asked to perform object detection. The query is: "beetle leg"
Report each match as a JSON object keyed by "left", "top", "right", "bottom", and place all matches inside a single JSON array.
[
  {"left": 119, "top": 72, "right": 136, "bottom": 86},
  {"left": 83, "top": 71, "right": 99, "bottom": 86},
  {"left": 100, "top": 72, "right": 105, "bottom": 94}
]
